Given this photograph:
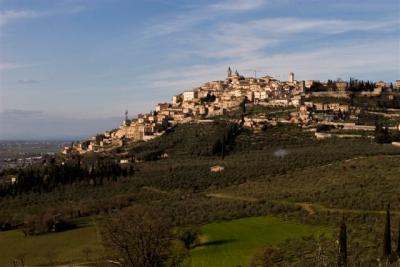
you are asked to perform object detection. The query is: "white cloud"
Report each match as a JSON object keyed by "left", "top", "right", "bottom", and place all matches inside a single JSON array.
[
  {"left": 148, "top": 0, "right": 266, "bottom": 36},
  {"left": 193, "top": 29, "right": 279, "bottom": 59},
  {"left": 181, "top": 16, "right": 399, "bottom": 62},
  {"left": 0, "top": 4, "right": 87, "bottom": 27},
  {"left": 0, "top": 63, "right": 27, "bottom": 71},
  {"left": 0, "top": 10, "right": 42, "bottom": 26},
  {"left": 210, "top": 0, "right": 266, "bottom": 12},
  {"left": 228, "top": 17, "right": 399, "bottom": 35}
]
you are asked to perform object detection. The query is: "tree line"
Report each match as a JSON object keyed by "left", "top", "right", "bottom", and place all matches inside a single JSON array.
[{"left": 0, "top": 154, "right": 132, "bottom": 197}]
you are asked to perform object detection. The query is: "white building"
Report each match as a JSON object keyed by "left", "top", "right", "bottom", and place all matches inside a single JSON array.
[{"left": 183, "top": 91, "right": 198, "bottom": 101}]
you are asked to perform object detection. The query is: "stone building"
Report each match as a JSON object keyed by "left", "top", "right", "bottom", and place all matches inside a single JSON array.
[
  {"left": 288, "top": 72, "right": 294, "bottom": 83},
  {"left": 183, "top": 90, "right": 198, "bottom": 101}
]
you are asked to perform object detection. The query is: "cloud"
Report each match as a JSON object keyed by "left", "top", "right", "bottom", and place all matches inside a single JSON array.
[
  {"left": 163, "top": 16, "right": 398, "bottom": 68},
  {"left": 146, "top": 1, "right": 397, "bottom": 39},
  {"left": 225, "top": 17, "right": 399, "bottom": 35},
  {"left": 0, "top": 63, "right": 27, "bottom": 71},
  {"left": 0, "top": 4, "right": 87, "bottom": 27},
  {"left": 188, "top": 29, "right": 278, "bottom": 60},
  {"left": 17, "top": 79, "right": 40, "bottom": 84},
  {"left": 210, "top": 0, "right": 266, "bottom": 12},
  {"left": 0, "top": 9, "right": 42, "bottom": 26},
  {"left": 148, "top": 0, "right": 266, "bottom": 35}
]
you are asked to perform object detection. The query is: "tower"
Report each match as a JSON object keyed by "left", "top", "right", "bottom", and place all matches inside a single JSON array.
[
  {"left": 288, "top": 72, "right": 294, "bottom": 83},
  {"left": 123, "top": 110, "right": 130, "bottom": 127},
  {"left": 227, "top": 67, "right": 232, "bottom": 77}
]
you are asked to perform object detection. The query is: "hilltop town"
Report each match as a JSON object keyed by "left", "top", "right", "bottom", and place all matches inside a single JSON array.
[{"left": 63, "top": 68, "right": 400, "bottom": 155}]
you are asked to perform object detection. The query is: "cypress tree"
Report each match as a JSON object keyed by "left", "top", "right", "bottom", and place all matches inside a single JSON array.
[
  {"left": 338, "top": 216, "right": 347, "bottom": 267},
  {"left": 397, "top": 220, "right": 400, "bottom": 257},
  {"left": 384, "top": 204, "right": 392, "bottom": 257}
]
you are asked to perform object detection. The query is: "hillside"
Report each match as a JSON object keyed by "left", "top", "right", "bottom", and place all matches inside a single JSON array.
[{"left": 1, "top": 120, "right": 400, "bottom": 265}]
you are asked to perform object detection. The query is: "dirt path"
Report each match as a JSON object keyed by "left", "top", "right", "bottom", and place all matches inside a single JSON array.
[
  {"left": 293, "top": 202, "right": 400, "bottom": 216},
  {"left": 205, "top": 192, "right": 399, "bottom": 216},
  {"left": 205, "top": 193, "right": 258, "bottom": 202}
]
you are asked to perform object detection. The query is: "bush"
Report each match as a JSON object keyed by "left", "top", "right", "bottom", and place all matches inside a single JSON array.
[{"left": 176, "top": 227, "right": 201, "bottom": 249}]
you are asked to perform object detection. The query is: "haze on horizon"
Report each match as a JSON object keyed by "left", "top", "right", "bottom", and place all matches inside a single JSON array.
[{"left": 0, "top": 0, "right": 399, "bottom": 140}]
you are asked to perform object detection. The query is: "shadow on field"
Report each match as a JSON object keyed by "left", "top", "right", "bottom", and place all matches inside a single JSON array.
[{"left": 197, "top": 239, "right": 236, "bottom": 247}]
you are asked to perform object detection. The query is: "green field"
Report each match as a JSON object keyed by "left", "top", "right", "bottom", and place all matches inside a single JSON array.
[
  {"left": 190, "top": 216, "right": 331, "bottom": 267},
  {"left": 0, "top": 216, "right": 330, "bottom": 267},
  {"left": 0, "top": 218, "right": 103, "bottom": 267}
]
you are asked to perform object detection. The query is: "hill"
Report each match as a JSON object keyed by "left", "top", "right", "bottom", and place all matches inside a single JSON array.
[{"left": 1, "top": 121, "right": 400, "bottom": 266}]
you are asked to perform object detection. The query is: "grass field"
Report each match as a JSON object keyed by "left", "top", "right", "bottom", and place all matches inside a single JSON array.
[
  {"left": 190, "top": 216, "right": 331, "bottom": 267},
  {"left": 0, "top": 217, "right": 103, "bottom": 267},
  {"left": 0, "top": 216, "right": 330, "bottom": 267}
]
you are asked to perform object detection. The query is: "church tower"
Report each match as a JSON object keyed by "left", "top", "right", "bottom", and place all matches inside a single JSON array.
[{"left": 288, "top": 72, "right": 294, "bottom": 83}]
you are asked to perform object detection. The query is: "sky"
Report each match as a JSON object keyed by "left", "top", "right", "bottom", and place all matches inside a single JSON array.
[{"left": 0, "top": 0, "right": 399, "bottom": 140}]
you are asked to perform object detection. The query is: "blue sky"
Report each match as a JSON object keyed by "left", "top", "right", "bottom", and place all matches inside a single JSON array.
[{"left": 0, "top": 0, "right": 399, "bottom": 139}]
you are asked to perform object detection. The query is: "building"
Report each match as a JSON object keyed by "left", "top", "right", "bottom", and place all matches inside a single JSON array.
[
  {"left": 288, "top": 72, "right": 294, "bottom": 83},
  {"left": 395, "top": 80, "right": 400, "bottom": 89},
  {"left": 298, "top": 80, "right": 305, "bottom": 93},
  {"left": 305, "top": 80, "right": 314, "bottom": 89},
  {"left": 210, "top": 165, "right": 224, "bottom": 172},
  {"left": 172, "top": 95, "right": 182, "bottom": 105},
  {"left": 183, "top": 90, "right": 198, "bottom": 101},
  {"left": 155, "top": 103, "right": 170, "bottom": 112},
  {"left": 336, "top": 81, "right": 348, "bottom": 91},
  {"left": 376, "top": 81, "right": 387, "bottom": 88},
  {"left": 68, "top": 66, "right": 378, "bottom": 155}
]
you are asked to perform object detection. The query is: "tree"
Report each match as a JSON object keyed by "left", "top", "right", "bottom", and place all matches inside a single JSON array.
[
  {"left": 383, "top": 204, "right": 392, "bottom": 257},
  {"left": 166, "top": 240, "right": 189, "bottom": 267},
  {"left": 397, "top": 220, "right": 400, "bottom": 257},
  {"left": 250, "top": 246, "right": 283, "bottom": 267},
  {"left": 375, "top": 122, "right": 391, "bottom": 144},
  {"left": 102, "top": 205, "right": 172, "bottom": 267},
  {"left": 176, "top": 227, "right": 201, "bottom": 249},
  {"left": 310, "top": 81, "right": 324, "bottom": 91},
  {"left": 82, "top": 247, "right": 92, "bottom": 261},
  {"left": 338, "top": 217, "right": 347, "bottom": 267},
  {"left": 240, "top": 99, "right": 246, "bottom": 114}
]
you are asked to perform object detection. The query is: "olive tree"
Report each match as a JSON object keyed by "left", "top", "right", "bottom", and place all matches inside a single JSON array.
[{"left": 102, "top": 205, "right": 172, "bottom": 267}]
